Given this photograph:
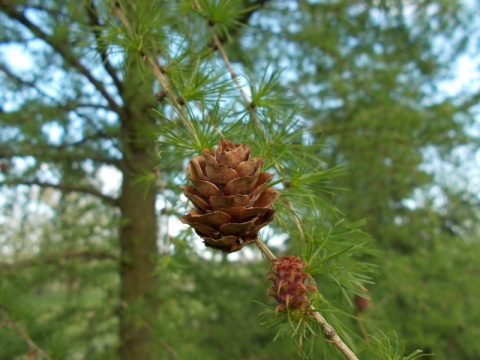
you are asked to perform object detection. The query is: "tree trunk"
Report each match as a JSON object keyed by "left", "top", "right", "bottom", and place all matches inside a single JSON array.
[{"left": 118, "top": 57, "right": 159, "bottom": 360}]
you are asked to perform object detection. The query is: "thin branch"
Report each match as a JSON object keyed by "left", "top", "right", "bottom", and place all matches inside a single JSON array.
[
  {"left": 0, "top": 250, "right": 117, "bottom": 270},
  {"left": 0, "top": 63, "right": 121, "bottom": 147},
  {"left": 3, "top": 180, "right": 119, "bottom": 206},
  {"left": 0, "top": 148, "right": 120, "bottom": 167},
  {"left": 154, "top": 142, "right": 172, "bottom": 255},
  {"left": 198, "top": 3, "right": 263, "bottom": 132},
  {"left": 0, "top": 63, "right": 53, "bottom": 100},
  {"left": 3, "top": 6, "right": 123, "bottom": 115},
  {"left": 356, "top": 313, "right": 370, "bottom": 343},
  {"left": 112, "top": 3, "right": 201, "bottom": 145},
  {"left": 0, "top": 307, "right": 53, "bottom": 360},
  {"left": 0, "top": 61, "right": 115, "bottom": 116},
  {"left": 50, "top": 133, "right": 116, "bottom": 150},
  {"left": 255, "top": 238, "right": 277, "bottom": 261},
  {"left": 86, "top": 1, "right": 124, "bottom": 92},
  {"left": 311, "top": 308, "right": 359, "bottom": 360},
  {"left": 72, "top": 109, "right": 121, "bottom": 146}
]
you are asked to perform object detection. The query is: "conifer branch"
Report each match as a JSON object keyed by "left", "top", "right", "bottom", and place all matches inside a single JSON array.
[
  {"left": 213, "top": 0, "right": 272, "bottom": 43},
  {"left": 4, "top": 180, "right": 118, "bottom": 206},
  {"left": 87, "top": 0, "right": 124, "bottom": 93},
  {"left": 193, "top": 1, "right": 309, "bottom": 247},
  {"left": 0, "top": 307, "right": 53, "bottom": 360},
  {"left": 0, "top": 148, "right": 120, "bottom": 167},
  {"left": 2, "top": 7, "right": 123, "bottom": 115},
  {"left": 112, "top": 3, "right": 358, "bottom": 358},
  {"left": 311, "top": 307, "right": 359, "bottom": 360},
  {"left": 192, "top": 1, "right": 284, "bottom": 258},
  {"left": 0, "top": 63, "right": 53, "bottom": 100},
  {"left": 0, "top": 250, "right": 117, "bottom": 270},
  {"left": 0, "top": 62, "right": 121, "bottom": 147},
  {"left": 192, "top": 4, "right": 359, "bottom": 359},
  {"left": 0, "top": 62, "right": 118, "bottom": 117},
  {"left": 112, "top": 3, "right": 201, "bottom": 145},
  {"left": 51, "top": 135, "right": 117, "bottom": 151},
  {"left": 195, "top": 0, "right": 262, "bottom": 132}
]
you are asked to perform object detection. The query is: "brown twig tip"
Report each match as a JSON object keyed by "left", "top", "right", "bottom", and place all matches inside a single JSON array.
[
  {"left": 176, "top": 96, "right": 185, "bottom": 106},
  {"left": 155, "top": 91, "right": 167, "bottom": 102}
]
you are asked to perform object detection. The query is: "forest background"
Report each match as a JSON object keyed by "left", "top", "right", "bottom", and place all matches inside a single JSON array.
[{"left": 1, "top": 0, "right": 479, "bottom": 359}]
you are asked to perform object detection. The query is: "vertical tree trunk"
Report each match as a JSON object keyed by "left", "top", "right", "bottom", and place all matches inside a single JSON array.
[{"left": 118, "top": 57, "right": 159, "bottom": 360}]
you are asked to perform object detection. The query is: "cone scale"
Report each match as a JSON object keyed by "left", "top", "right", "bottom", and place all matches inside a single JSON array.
[
  {"left": 267, "top": 255, "right": 318, "bottom": 315},
  {"left": 180, "top": 139, "right": 280, "bottom": 253}
]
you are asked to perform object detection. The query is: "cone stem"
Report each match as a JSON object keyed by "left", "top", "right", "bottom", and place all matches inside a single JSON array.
[{"left": 254, "top": 238, "right": 277, "bottom": 261}]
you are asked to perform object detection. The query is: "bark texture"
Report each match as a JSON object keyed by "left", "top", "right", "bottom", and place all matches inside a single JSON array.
[{"left": 118, "top": 56, "right": 159, "bottom": 360}]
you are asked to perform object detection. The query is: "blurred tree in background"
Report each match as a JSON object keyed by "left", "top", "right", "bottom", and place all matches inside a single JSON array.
[
  {"left": 1, "top": 0, "right": 479, "bottom": 359},
  {"left": 243, "top": 1, "right": 480, "bottom": 358}
]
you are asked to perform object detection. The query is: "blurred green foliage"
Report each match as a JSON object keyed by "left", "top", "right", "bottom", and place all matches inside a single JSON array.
[{"left": 1, "top": 0, "right": 479, "bottom": 359}]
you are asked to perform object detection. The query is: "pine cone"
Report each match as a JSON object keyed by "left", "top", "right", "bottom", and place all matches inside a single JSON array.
[
  {"left": 267, "top": 255, "right": 317, "bottom": 315},
  {"left": 180, "top": 139, "right": 280, "bottom": 253}
]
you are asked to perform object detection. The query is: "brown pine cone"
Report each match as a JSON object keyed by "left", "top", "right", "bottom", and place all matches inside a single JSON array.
[{"left": 180, "top": 139, "right": 280, "bottom": 253}]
